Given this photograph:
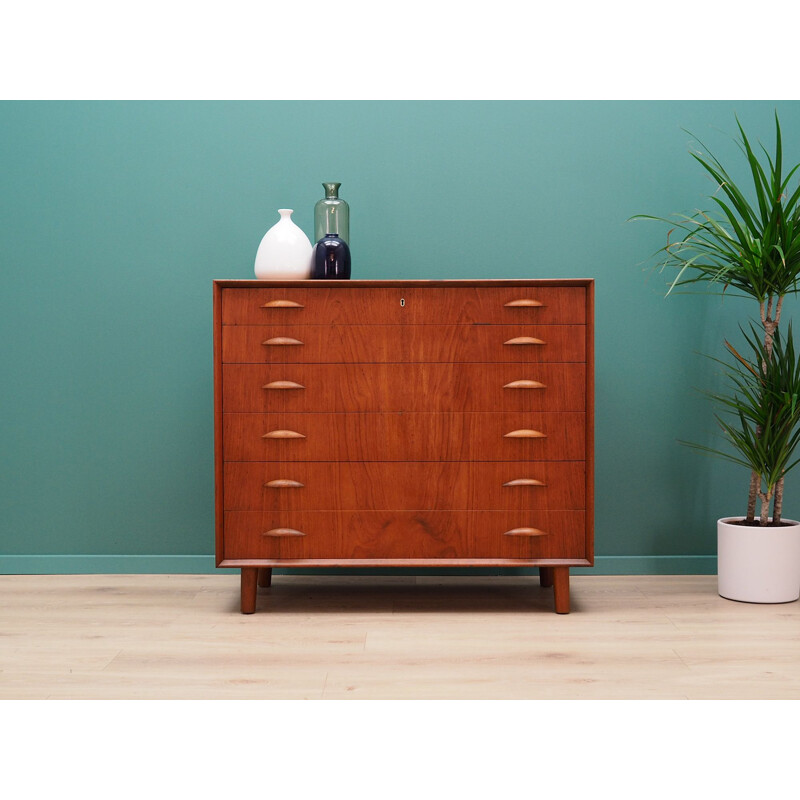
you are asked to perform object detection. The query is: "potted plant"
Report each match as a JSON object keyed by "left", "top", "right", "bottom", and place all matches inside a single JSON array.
[
  {"left": 692, "top": 324, "right": 800, "bottom": 601},
  {"left": 632, "top": 113, "right": 800, "bottom": 602}
]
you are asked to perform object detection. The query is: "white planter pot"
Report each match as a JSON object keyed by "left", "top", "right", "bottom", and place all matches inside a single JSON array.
[
  {"left": 717, "top": 517, "right": 800, "bottom": 603},
  {"left": 254, "top": 209, "right": 312, "bottom": 280}
]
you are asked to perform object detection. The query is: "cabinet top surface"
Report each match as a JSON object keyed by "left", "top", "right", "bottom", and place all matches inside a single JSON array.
[{"left": 214, "top": 279, "right": 593, "bottom": 288}]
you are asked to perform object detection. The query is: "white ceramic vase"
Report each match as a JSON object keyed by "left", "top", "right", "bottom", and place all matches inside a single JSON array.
[
  {"left": 717, "top": 517, "right": 800, "bottom": 603},
  {"left": 254, "top": 209, "right": 312, "bottom": 280}
]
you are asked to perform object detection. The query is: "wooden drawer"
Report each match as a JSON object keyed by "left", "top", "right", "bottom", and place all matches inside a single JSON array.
[
  {"left": 222, "top": 412, "right": 586, "bottom": 461},
  {"left": 223, "top": 461, "right": 585, "bottom": 511},
  {"left": 222, "top": 363, "right": 586, "bottom": 412},
  {"left": 222, "top": 286, "right": 586, "bottom": 325},
  {"left": 222, "top": 324, "right": 586, "bottom": 364},
  {"left": 223, "top": 510, "right": 587, "bottom": 560}
]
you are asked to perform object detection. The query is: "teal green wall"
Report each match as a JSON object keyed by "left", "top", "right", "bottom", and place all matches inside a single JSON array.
[{"left": 3, "top": 100, "right": 800, "bottom": 574}]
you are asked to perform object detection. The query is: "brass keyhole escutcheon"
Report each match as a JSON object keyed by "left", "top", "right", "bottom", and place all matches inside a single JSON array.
[{"left": 400, "top": 297, "right": 405, "bottom": 307}]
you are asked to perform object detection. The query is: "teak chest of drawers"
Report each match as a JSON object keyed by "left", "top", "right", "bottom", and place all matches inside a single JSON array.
[{"left": 213, "top": 279, "right": 594, "bottom": 613}]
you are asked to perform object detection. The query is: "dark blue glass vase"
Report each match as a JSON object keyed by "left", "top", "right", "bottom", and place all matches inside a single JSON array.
[{"left": 311, "top": 233, "right": 351, "bottom": 279}]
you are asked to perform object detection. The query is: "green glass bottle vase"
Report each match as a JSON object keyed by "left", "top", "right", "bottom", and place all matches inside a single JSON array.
[{"left": 314, "top": 182, "right": 350, "bottom": 245}]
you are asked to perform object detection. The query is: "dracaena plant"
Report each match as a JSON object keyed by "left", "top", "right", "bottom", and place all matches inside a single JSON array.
[
  {"left": 631, "top": 113, "right": 800, "bottom": 523},
  {"left": 685, "top": 323, "right": 800, "bottom": 525}
]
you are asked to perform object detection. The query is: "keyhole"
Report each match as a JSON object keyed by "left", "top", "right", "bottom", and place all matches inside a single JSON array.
[{"left": 400, "top": 298, "right": 405, "bottom": 307}]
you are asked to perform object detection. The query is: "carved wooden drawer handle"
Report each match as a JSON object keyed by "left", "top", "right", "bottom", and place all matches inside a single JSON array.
[
  {"left": 503, "top": 380, "right": 546, "bottom": 389},
  {"left": 263, "top": 337, "right": 304, "bottom": 346},
  {"left": 503, "top": 527, "right": 548, "bottom": 537},
  {"left": 504, "top": 336, "right": 545, "bottom": 345},
  {"left": 262, "top": 528, "right": 306, "bottom": 537},
  {"left": 504, "top": 299, "right": 544, "bottom": 307},
  {"left": 262, "top": 430, "right": 306, "bottom": 439},
  {"left": 262, "top": 300, "right": 304, "bottom": 308},
  {"left": 504, "top": 429, "right": 546, "bottom": 438},
  {"left": 503, "top": 478, "right": 546, "bottom": 487},
  {"left": 265, "top": 479, "right": 305, "bottom": 489},
  {"left": 263, "top": 380, "right": 305, "bottom": 390}
]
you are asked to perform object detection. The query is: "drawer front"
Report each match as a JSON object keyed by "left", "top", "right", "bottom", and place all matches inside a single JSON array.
[
  {"left": 222, "top": 286, "right": 586, "bottom": 325},
  {"left": 223, "top": 412, "right": 586, "bottom": 461},
  {"left": 223, "top": 510, "right": 587, "bottom": 560},
  {"left": 223, "top": 461, "right": 585, "bottom": 511},
  {"left": 222, "top": 324, "right": 586, "bottom": 364},
  {"left": 222, "top": 363, "right": 586, "bottom": 412}
]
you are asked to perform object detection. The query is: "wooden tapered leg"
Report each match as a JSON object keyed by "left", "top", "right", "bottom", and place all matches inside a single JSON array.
[
  {"left": 257, "top": 568, "right": 272, "bottom": 588},
  {"left": 552, "top": 567, "right": 570, "bottom": 614},
  {"left": 241, "top": 567, "right": 258, "bottom": 614},
  {"left": 539, "top": 567, "right": 554, "bottom": 588}
]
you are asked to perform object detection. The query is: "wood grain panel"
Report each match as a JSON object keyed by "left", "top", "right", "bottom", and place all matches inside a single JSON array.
[
  {"left": 222, "top": 286, "right": 586, "bottom": 325},
  {"left": 222, "top": 324, "right": 586, "bottom": 364},
  {"left": 222, "top": 412, "right": 586, "bottom": 461},
  {"left": 223, "top": 510, "right": 587, "bottom": 560},
  {"left": 223, "top": 461, "right": 585, "bottom": 511},
  {"left": 222, "top": 363, "right": 586, "bottom": 412}
]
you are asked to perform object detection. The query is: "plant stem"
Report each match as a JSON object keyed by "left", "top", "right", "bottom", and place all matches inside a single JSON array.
[
  {"left": 746, "top": 300, "right": 770, "bottom": 516},
  {"left": 758, "top": 295, "right": 781, "bottom": 363},
  {"left": 774, "top": 476, "right": 785, "bottom": 524},
  {"left": 759, "top": 490, "right": 772, "bottom": 526},
  {"left": 775, "top": 295, "right": 784, "bottom": 326},
  {"left": 746, "top": 470, "right": 759, "bottom": 522},
  {"left": 747, "top": 294, "right": 785, "bottom": 520},
  {"left": 767, "top": 297, "right": 785, "bottom": 525}
]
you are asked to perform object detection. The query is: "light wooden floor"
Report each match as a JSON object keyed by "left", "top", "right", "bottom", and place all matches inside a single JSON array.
[{"left": 1, "top": 574, "right": 799, "bottom": 699}]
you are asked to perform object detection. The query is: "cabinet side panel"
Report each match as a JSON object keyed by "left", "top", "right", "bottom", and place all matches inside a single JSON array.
[
  {"left": 586, "top": 281, "right": 595, "bottom": 564},
  {"left": 214, "top": 282, "right": 225, "bottom": 566}
]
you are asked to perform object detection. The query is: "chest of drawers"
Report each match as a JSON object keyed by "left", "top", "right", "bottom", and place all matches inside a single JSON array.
[{"left": 214, "top": 279, "right": 594, "bottom": 613}]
